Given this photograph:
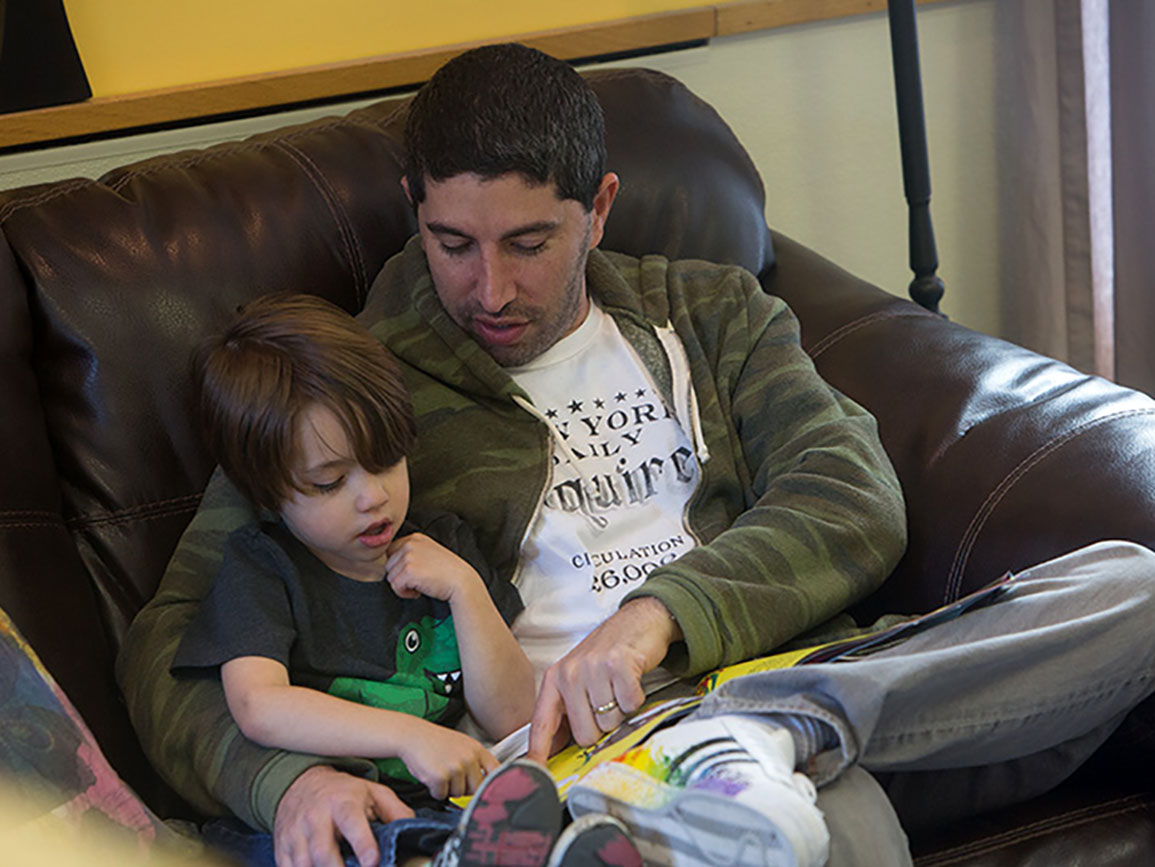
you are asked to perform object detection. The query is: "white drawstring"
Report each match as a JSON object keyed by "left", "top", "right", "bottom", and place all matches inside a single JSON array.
[
  {"left": 512, "top": 394, "right": 609, "bottom": 530},
  {"left": 654, "top": 324, "right": 711, "bottom": 466}
]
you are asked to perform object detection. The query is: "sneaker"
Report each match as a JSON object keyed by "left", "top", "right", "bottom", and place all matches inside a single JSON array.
[
  {"left": 566, "top": 715, "right": 829, "bottom": 867},
  {"left": 546, "top": 814, "right": 643, "bottom": 867},
  {"left": 433, "top": 758, "right": 562, "bottom": 866}
]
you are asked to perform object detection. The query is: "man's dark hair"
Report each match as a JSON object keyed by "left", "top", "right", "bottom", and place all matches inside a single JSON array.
[{"left": 404, "top": 43, "right": 607, "bottom": 210}]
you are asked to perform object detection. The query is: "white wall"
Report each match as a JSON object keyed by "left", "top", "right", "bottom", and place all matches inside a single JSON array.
[
  {"left": 0, "top": 0, "right": 999, "bottom": 334},
  {"left": 602, "top": 0, "right": 999, "bottom": 335}
]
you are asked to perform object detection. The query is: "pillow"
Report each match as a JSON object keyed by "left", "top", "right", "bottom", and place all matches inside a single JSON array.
[{"left": 0, "top": 606, "right": 184, "bottom": 855}]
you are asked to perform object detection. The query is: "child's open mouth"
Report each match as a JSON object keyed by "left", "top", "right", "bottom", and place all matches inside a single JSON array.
[{"left": 357, "top": 521, "right": 393, "bottom": 548}]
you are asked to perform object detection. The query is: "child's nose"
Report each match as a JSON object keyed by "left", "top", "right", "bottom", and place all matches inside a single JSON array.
[{"left": 356, "top": 475, "right": 389, "bottom": 511}]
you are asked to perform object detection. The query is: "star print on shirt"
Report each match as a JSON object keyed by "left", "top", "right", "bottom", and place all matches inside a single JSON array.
[
  {"left": 615, "top": 392, "right": 627, "bottom": 402},
  {"left": 568, "top": 400, "right": 583, "bottom": 413},
  {"left": 635, "top": 389, "right": 647, "bottom": 398},
  {"left": 545, "top": 408, "right": 558, "bottom": 419},
  {"left": 594, "top": 398, "right": 605, "bottom": 409}
]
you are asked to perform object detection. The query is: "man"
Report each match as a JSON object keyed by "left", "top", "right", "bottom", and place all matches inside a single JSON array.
[{"left": 119, "top": 43, "right": 1155, "bottom": 867}]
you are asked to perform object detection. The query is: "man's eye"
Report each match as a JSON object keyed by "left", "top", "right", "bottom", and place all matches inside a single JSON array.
[
  {"left": 512, "top": 240, "right": 546, "bottom": 256},
  {"left": 440, "top": 241, "right": 471, "bottom": 256},
  {"left": 312, "top": 476, "right": 345, "bottom": 494}
]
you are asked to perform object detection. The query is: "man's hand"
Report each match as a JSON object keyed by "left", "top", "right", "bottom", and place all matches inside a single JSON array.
[
  {"left": 273, "top": 766, "right": 413, "bottom": 867},
  {"left": 526, "top": 597, "right": 682, "bottom": 762}
]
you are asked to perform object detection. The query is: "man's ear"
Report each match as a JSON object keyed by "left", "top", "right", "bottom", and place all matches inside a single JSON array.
[{"left": 587, "top": 173, "right": 620, "bottom": 250}]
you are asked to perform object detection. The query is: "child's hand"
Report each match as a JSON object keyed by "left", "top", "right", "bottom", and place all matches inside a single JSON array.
[
  {"left": 400, "top": 725, "right": 500, "bottom": 800},
  {"left": 385, "top": 533, "right": 481, "bottom": 603}
]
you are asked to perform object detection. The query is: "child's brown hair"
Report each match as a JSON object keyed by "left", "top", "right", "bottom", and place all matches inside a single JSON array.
[{"left": 194, "top": 293, "right": 416, "bottom": 512}]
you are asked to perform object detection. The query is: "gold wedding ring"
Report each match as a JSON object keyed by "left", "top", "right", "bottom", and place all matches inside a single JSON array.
[{"left": 593, "top": 699, "right": 618, "bottom": 715}]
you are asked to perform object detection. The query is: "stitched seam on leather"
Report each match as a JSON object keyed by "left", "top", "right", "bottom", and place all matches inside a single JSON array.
[
  {"left": 103, "top": 118, "right": 361, "bottom": 189},
  {"left": 273, "top": 140, "right": 367, "bottom": 303},
  {"left": 917, "top": 799, "right": 1149, "bottom": 863},
  {"left": 106, "top": 147, "right": 269, "bottom": 191},
  {"left": 66, "top": 493, "right": 202, "bottom": 529},
  {"left": 0, "top": 509, "right": 59, "bottom": 520},
  {"left": 808, "top": 307, "right": 928, "bottom": 359},
  {"left": 365, "top": 101, "right": 407, "bottom": 131},
  {"left": 0, "top": 521, "right": 67, "bottom": 530},
  {"left": 279, "top": 139, "right": 367, "bottom": 297},
  {"left": 0, "top": 178, "right": 94, "bottom": 221},
  {"left": 945, "top": 407, "right": 1155, "bottom": 603},
  {"left": 920, "top": 801, "right": 1142, "bottom": 862},
  {"left": 913, "top": 795, "right": 1151, "bottom": 865}
]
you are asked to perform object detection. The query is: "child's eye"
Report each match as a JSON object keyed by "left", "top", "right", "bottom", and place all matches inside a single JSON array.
[{"left": 312, "top": 476, "right": 345, "bottom": 494}]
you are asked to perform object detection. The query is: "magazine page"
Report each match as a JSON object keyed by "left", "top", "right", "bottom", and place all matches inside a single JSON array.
[{"left": 458, "top": 571, "right": 1015, "bottom": 803}]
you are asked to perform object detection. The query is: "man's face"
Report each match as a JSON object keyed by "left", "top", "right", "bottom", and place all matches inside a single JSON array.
[{"left": 410, "top": 171, "right": 618, "bottom": 367}]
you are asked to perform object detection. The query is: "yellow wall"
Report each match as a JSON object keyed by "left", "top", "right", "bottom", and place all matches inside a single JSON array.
[{"left": 63, "top": 1, "right": 706, "bottom": 97}]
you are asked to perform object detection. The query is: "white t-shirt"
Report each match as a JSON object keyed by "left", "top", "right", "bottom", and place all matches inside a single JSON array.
[{"left": 507, "top": 303, "right": 699, "bottom": 692}]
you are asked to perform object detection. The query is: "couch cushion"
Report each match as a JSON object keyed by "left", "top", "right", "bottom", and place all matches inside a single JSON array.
[
  {"left": 769, "top": 232, "right": 1155, "bottom": 616},
  {"left": 1, "top": 111, "right": 416, "bottom": 647}
]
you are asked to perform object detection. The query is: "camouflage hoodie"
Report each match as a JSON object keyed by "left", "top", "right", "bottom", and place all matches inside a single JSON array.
[{"left": 117, "top": 237, "right": 906, "bottom": 831}]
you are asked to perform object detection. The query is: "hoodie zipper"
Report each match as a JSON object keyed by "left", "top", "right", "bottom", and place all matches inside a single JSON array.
[{"left": 649, "top": 321, "right": 708, "bottom": 550}]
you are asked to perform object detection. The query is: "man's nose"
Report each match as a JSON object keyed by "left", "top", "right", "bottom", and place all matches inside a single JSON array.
[{"left": 475, "top": 250, "right": 516, "bottom": 313}]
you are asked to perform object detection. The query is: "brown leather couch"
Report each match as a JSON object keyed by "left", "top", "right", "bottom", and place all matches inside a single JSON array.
[{"left": 3, "top": 66, "right": 1155, "bottom": 865}]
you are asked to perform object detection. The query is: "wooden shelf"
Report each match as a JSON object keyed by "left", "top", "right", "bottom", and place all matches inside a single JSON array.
[
  {"left": 718, "top": 0, "right": 894, "bottom": 34},
  {"left": 0, "top": 0, "right": 949, "bottom": 151}
]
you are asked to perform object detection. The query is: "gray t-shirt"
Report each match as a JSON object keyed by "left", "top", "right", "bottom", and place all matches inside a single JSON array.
[{"left": 173, "top": 508, "right": 520, "bottom": 801}]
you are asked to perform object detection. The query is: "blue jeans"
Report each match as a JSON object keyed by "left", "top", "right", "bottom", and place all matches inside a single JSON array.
[
  {"left": 202, "top": 810, "right": 458, "bottom": 867},
  {"left": 695, "top": 541, "right": 1155, "bottom": 866}
]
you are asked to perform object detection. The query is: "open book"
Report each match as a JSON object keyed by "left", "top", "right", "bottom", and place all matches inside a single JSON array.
[{"left": 476, "top": 571, "right": 1014, "bottom": 802}]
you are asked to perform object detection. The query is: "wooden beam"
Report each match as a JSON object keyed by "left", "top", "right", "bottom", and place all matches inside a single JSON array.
[
  {"left": 715, "top": 0, "right": 952, "bottom": 36},
  {"left": 0, "top": 1, "right": 960, "bottom": 151},
  {"left": 0, "top": 9, "right": 713, "bottom": 151}
]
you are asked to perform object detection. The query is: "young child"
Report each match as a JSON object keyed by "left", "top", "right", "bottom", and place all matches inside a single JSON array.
[
  {"left": 166, "top": 297, "right": 545, "bottom": 854},
  {"left": 172, "top": 293, "right": 535, "bottom": 807},
  {"left": 173, "top": 294, "right": 641, "bottom": 867}
]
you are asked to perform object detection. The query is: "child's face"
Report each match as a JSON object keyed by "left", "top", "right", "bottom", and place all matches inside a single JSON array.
[{"left": 280, "top": 403, "right": 410, "bottom": 582}]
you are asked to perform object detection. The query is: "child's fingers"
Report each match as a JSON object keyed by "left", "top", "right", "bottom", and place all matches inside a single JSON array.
[
  {"left": 385, "top": 531, "right": 433, "bottom": 556},
  {"left": 424, "top": 767, "right": 449, "bottom": 801},
  {"left": 385, "top": 570, "right": 422, "bottom": 599},
  {"left": 465, "top": 751, "right": 500, "bottom": 794},
  {"left": 451, "top": 766, "right": 472, "bottom": 799}
]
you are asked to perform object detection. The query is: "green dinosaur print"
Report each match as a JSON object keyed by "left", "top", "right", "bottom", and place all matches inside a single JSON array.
[{"left": 328, "top": 613, "right": 462, "bottom": 785}]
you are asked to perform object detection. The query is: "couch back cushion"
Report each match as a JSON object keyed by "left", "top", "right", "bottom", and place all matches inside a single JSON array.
[
  {"left": 3, "top": 118, "right": 415, "bottom": 643},
  {"left": 0, "top": 67, "right": 773, "bottom": 657},
  {"left": 768, "top": 233, "right": 1155, "bottom": 617}
]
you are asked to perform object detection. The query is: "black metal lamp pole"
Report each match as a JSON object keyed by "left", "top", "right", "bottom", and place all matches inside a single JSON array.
[{"left": 888, "top": 0, "right": 946, "bottom": 314}]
